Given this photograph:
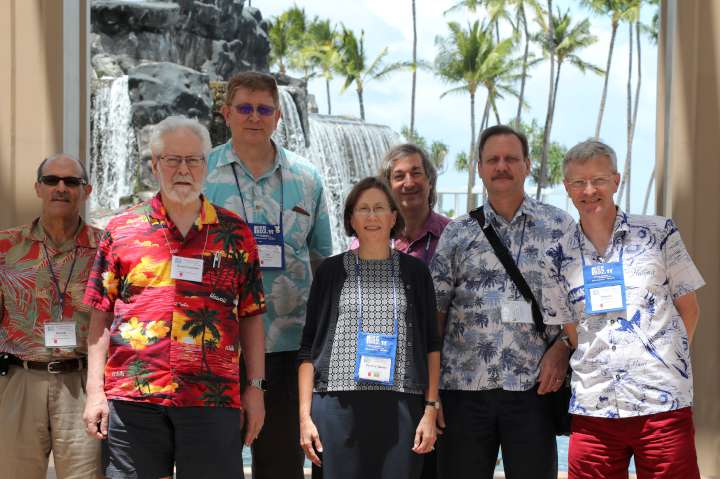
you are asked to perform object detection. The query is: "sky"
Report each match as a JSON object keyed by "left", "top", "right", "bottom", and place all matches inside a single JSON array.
[{"left": 256, "top": 0, "right": 659, "bottom": 217}]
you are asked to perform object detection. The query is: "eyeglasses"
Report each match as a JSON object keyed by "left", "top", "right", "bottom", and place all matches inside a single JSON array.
[
  {"left": 232, "top": 103, "right": 277, "bottom": 117},
  {"left": 354, "top": 205, "right": 392, "bottom": 217},
  {"left": 566, "top": 175, "right": 614, "bottom": 190},
  {"left": 38, "top": 175, "right": 87, "bottom": 187},
  {"left": 159, "top": 155, "right": 206, "bottom": 168}
]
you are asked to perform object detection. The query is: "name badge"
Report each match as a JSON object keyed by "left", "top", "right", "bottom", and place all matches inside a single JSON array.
[
  {"left": 501, "top": 300, "right": 533, "bottom": 324},
  {"left": 250, "top": 223, "right": 285, "bottom": 270},
  {"left": 171, "top": 256, "right": 204, "bottom": 282},
  {"left": 354, "top": 332, "right": 397, "bottom": 385},
  {"left": 44, "top": 321, "right": 77, "bottom": 348},
  {"left": 583, "top": 262, "right": 627, "bottom": 315}
]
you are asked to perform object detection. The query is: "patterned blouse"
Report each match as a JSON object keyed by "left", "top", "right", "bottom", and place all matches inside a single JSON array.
[
  {"left": 324, "top": 251, "right": 419, "bottom": 394},
  {"left": 83, "top": 194, "right": 265, "bottom": 408},
  {"left": 431, "top": 196, "right": 575, "bottom": 391},
  {"left": 542, "top": 209, "right": 705, "bottom": 418}
]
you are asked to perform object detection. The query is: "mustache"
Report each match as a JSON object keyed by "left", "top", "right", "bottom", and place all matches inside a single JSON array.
[
  {"left": 51, "top": 193, "right": 70, "bottom": 201},
  {"left": 492, "top": 173, "right": 513, "bottom": 181}
]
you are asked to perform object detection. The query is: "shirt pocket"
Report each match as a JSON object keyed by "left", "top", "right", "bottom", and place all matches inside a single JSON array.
[{"left": 283, "top": 203, "right": 313, "bottom": 251}]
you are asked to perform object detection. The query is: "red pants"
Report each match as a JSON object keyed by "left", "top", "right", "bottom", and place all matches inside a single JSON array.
[{"left": 568, "top": 407, "right": 700, "bottom": 479}]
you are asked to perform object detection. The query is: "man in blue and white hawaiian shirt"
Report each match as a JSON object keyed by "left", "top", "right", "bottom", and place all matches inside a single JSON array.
[
  {"left": 542, "top": 140, "right": 704, "bottom": 479},
  {"left": 431, "top": 125, "right": 575, "bottom": 478},
  {"left": 204, "top": 71, "right": 332, "bottom": 479}
]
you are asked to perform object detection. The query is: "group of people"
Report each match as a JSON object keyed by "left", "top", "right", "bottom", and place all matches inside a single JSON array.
[{"left": 0, "top": 70, "right": 704, "bottom": 479}]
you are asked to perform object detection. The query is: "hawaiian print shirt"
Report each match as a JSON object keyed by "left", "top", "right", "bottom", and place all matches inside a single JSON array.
[
  {"left": 542, "top": 209, "right": 704, "bottom": 418},
  {"left": 83, "top": 194, "right": 265, "bottom": 408},
  {"left": 431, "top": 195, "right": 575, "bottom": 391},
  {"left": 0, "top": 219, "right": 100, "bottom": 361},
  {"left": 205, "top": 141, "right": 333, "bottom": 353}
]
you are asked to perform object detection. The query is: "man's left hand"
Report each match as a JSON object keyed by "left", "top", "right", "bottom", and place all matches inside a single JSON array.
[
  {"left": 537, "top": 339, "right": 570, "bottom": 394},
  {"left": 241, "top": 386, "right": 265, "bottom": 446}
]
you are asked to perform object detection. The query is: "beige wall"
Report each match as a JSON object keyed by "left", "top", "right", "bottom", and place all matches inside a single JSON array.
[
  {"left": 657, "top": 1, "right": 720, "bottom": 476},
  {"left": 0, "top": 0, "right": 87, "bottom": 229}
]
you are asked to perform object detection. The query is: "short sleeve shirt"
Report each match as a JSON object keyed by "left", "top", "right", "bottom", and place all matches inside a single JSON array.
[
  {"left": 204, "top": 142, "right": 333, "bottom": 353},
  {"left": 0, "top": 219, "right": 100, "bottom": 361},
  {"left": 431, "top": 196, "right": 575, "bottom": 391},
  {"left": 83, "top": 194, "right": 265, "bottom": 408},
  {"left": 541, "top": 210, "right": 705, "bottom": 418}
]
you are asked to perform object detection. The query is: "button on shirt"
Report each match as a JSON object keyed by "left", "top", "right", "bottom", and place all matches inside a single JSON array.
[
  {"left": 0, "top": 219, "right": 100, "bottom": 361},
  {"left": 542, "top": 210, "right": 705, "bottom": 418},
  {"left": 204, "top": 142, "right": 333, "bottom": 353},
  {"left": 431, "top": 196, "right": 575, "bottom": 391},
  {"left": 83, "top": 194, "right": 266, "bottom": 408}
]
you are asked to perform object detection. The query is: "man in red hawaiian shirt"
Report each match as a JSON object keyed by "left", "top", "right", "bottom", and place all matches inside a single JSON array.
[
  {"left": 0, "top": 154, "right": 102, "bottom": 479},
  {"left": 82, "top": 116, "right": 266, "bottom": 479}
]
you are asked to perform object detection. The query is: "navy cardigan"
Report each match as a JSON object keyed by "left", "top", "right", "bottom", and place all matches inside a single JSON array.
[{"left": 297, "top": 251, "right": 441, "bottom": 392}]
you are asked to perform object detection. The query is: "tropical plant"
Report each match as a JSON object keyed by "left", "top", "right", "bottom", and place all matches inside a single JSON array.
[
  {"left": 305, "top": 18, "right": 341, "bottom": 114},
  {"left": 336, "top": 27, "right": 410, "bottom": 121},
  {"left": 200, "top": 380, "right": 232, "bottom": 407},
  {"left": 582, "top": 0, "right": 640, "bottom": 138},
  {"left": 434, "top": 20, "right": 519, "bottom": 210},
  {"left": 182, "top": 307, "right": 222, "bottom": 375},
  {"left": 521, "top": 119, "right": 566, "bottom": 187},
  {"left": 127, "top": 359, "right": 152, "bottom": 395},
  {"left": 268, "top": 6, "right": 307, "bottom": 76}
]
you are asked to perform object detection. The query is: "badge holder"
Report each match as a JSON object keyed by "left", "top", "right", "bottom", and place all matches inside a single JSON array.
[
  {"left": 582, "top": 262, "right": 627, "bottom": 315},
  {"left": 250, "top": 223, "right": 285, "bottom": 270}
]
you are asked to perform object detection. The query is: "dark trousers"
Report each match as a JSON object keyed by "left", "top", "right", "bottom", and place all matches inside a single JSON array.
[
  {"left": 250, "top": 351, "right": 305, "bottom": 479},
  {"left": 439, "top": 388, "right": 558, "bottom": 479},
  {"left": 311, "top": 390, "right": 424, "bottom": 479}
]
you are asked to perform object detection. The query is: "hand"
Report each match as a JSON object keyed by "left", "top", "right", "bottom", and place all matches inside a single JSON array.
[
  {"left": 412, "top": 407, "right": 437, "bottom": 454},
  {"left": 82, "top": 391, "right": 109, "bottom": 439},
  {"left": 537, "top": 339, "right": 570, "bottom": 395},
  {"left": 299, "top": 416, "right": 323, "bottom": 466},
  {"left": 436, "top": 401, "right": 446, "bottom": 436},
  {"left": 241, "top": 386, "right": 265, "bottom": 446}
]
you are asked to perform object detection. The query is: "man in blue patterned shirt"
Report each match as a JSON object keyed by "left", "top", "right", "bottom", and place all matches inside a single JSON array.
[
  {"left": 204, "top": 72, "right": 333, "bottom": 479},
  {"left": 431, "top": 125, "right": 574, "bottom": 478},
  {"left": 542, "top": 140, "right": 703, "bottom": 479}
]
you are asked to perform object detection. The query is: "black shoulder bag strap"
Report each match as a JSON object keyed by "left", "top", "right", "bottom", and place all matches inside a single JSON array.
[{"left": 469, "top": 206, "right": 547, "bottom": 340}]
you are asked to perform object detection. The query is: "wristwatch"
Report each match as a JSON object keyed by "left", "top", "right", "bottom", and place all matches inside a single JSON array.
[
  {"left": 559, "top": 333, "right": 574, "bottom": 351},
  {"left": 424, "top": 399, "right": 440, "bottom": 410},
  {"left": 248, "top": 378, "right": 268, "bottom": 392}
]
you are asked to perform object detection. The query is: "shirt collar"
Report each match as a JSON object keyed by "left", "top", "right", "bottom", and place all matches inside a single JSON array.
[
  {"left": 25, "top": 217, "right": 97, "bottom": 250},
  {"left": 216, "top": 139, "right": 285, "bottom": 179},
  {"left": 483, "top": 194, "right": 538, "bottom": 226},
  {"left": 147, "top": 192, "right": 219, "bottom": 229},
  {"left": 613, "top": 206, "right": 630, "bottom": 239},
  {"left": 424, "top": 211, "right": 450, "bottom": 238}
]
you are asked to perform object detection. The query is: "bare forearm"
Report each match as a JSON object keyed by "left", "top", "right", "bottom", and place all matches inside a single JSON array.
[
  {"left": 239, "top": 315, "right": 265, "bottom": 380},
  {"left": 674, "top": 292, "right": 700, "bottom": 344},
  {"left": 86, "top": 310, "right": 112, "bottom": 394},
  {"left": 436, "top": 312, "right": 447, "bottom": 338},
  {"left": 298, "top": 361, "right": 315, "bottom": 419},
  {"left": 564, "top": 324, "right": 578, "bottom": 349},
  {"left": 426, "top": 351, "right": 440, "bottom": 401}
]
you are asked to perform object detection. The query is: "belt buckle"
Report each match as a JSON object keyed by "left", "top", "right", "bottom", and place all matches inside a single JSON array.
[{"left": 47, "top": 361, "right": 63, "bottom": 374}]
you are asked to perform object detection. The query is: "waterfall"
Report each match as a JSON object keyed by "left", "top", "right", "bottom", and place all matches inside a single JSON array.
[
  {"left": 273, "top": 88, "right": 307, "bottom": 154},
  {"left": 90, "top": 75, "right": 136, "bottom": 212}
]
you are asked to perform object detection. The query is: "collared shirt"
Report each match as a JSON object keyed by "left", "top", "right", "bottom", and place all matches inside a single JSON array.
[
  {"left": 542, "top": 209, "right": 705, "bottom": 418},
  {"left": 204, "top": 141, "right": 333, "bottom": 353},
  {"left": 431, "top": 195, "right": 575, "bottom": 391},
  {"left": 83, "top": 194, "right": 265, "bottom": 408},
  {"left": 0, "top": 218, "right": 100, "bottom": 361}
]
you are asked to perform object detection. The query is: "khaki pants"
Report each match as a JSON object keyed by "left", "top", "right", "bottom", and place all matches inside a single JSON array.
[{"left": 0, "top": 365, "right": 102, "bottom": 479}]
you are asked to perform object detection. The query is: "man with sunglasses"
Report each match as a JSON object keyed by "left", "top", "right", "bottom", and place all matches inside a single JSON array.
[
  {"left": 82, "top": 116, "right": 267, "bottom": 478},
  {"left": 0, "top": 154, "right": 103, "bottom": 478},
  {"left": 204, "top": 71, "right": 332, "bottom": 479}
]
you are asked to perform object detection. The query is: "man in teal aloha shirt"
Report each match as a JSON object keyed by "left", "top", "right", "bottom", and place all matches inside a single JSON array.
[{"left": 204, "top": 71, "right": 332, "bottom": 479}]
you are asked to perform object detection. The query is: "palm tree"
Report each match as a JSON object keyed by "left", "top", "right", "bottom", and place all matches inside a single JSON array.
[
  {"left": 306, "top": 19, "right": 341, "bottom": 115},
  {"left": 434, "top": 21, "right": 517, "bottom": 211},
  {"left": 410, "top": 0, "right": 418, "bottom": 133},
  {"left": 430, "top": 141, "right": 450, "bottom": 175},
  {"left": 336, "top": 27, "right": 410, "bottom": 121},
  {"left": 200, "top": 380, "right": 232, "bottom": 407},
  {"left": 534, "top": 6, "right": 602, "bottom": 199},
  {"left": 182, "top": 307, "right": 222, "bottom": 375},
  {"left": 268, "top": 6, "right": 307, "bottom": 75},
  {"left": 582, "top": 0, "right": 638, "bottom": 138}
]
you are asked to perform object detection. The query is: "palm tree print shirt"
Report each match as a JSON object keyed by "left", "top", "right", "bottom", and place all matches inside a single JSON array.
[
  {"left": 0, "top": 219, "right": 100, "bottom": 361},
  {"left": 83, "top": 194, "right": 265, "bottom": 408},
  {"left": 542, "top": 210, "right": 704, "bottom": 418},
  {"left": 431, "top": 195, "right": 575, "bottom": 391}
]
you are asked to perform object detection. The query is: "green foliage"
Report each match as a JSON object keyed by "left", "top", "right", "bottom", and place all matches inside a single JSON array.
[
  {"left": 534, "top": 8, "right": 603, "bottom": 76},
  {"left": 455, "top": 151, "right": 469, "bottom": 172},
  {"left": 400, "top": 126, "right": 450, "bottom": 174},
  {"left": 268, "top": 6, "right": 307, "bottom": 75},
  {"left": 521, "top": 119, "right": 566, "bottom": 187}
]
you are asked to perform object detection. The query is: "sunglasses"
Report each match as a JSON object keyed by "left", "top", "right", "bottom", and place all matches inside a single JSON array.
[
  {"left": 232, "top": 103, "right": 277, "bottom": 116},
  {"left": 39, "top": 175, "right": 87, "bottom": 187}
]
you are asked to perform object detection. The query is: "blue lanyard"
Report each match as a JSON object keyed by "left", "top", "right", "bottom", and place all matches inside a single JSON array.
[
  {"left": 230, "top": 162, "right": 284, "bottom": 231},
  {"left": 576, "top": 224, "right": 624, "bottom": 267},
  {"left": 354, "top": 252, "right": 398, "bottom": 337}
]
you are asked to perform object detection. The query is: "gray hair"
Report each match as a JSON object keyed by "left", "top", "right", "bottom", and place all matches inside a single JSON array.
[
  {"left": 149, "top": 116, "right": 212, "bottom": 157},
  {"left": 563, "top": 140, "right": 618, "bottom": 173},
  {"left": 378, "top": 143, "right": 438, "bottom": 209},
  {"left": 37, "top": 153, "right": 89, "bottom": 182}
]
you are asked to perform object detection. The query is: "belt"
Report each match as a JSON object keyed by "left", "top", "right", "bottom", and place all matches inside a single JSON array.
[{"left": 7, "top": 355, "right": 87, "bottom": 374}]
